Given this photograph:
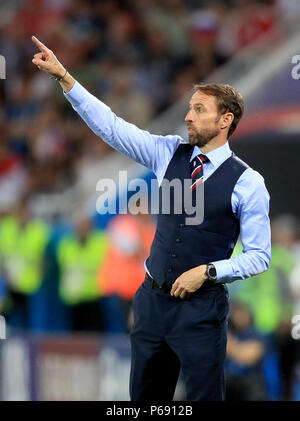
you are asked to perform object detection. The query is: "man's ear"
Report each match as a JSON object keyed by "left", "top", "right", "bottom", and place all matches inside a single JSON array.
[{"left": 220, "top": 112, "right": 234, "bottom": 130}]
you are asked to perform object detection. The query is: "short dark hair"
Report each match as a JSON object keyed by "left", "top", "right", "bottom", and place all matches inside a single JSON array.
[{"left": 193, "top": 83, "right": 244, "bottom": 138}]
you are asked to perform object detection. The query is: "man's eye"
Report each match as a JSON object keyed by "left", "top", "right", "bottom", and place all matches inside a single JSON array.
[{"left": 196, "top": 108, "right": 202, "bottom": 112}]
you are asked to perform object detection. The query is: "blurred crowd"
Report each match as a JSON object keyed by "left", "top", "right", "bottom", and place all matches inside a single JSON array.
[
  {"left": 0, "top": 0, "right": 297, "bottom": 217},
  {"left": 226, "top": 215, "right": 300, "bottom": 401},
  {"left": 1, "top": 0, "right": 300, "bottom": 402}
]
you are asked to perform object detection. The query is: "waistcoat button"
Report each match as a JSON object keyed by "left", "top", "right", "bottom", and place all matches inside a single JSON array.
[{"left": 175, "top": 238, "right": 181, "bottom": 243}]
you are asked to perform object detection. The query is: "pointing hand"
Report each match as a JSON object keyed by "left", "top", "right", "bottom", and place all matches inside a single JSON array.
[{"left": 31, "top": 36, "right": 66, "bottom": 79}]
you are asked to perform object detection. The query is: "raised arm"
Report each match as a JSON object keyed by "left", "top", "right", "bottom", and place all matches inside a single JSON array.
[{"left": 31, "top": 36, "right": 183, "bottom": 180}]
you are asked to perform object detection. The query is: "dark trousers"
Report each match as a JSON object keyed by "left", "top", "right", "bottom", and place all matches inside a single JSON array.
[{"left": 130, "top": 277, "right": 229, "bottom": 401}]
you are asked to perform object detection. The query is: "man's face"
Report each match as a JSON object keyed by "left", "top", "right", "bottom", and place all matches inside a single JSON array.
[{"left": 185, "top": 90, "right": 221, "bottom": 148}]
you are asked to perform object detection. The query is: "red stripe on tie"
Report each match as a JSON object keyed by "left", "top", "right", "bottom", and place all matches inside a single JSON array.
[{"left": 191, "top": 165, "right": 202, "bottom": 178}]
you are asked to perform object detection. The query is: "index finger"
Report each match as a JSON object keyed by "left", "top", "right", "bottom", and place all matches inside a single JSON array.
[
  {"left": 32, "top": 36, "right": 49, "bottom": 53},
  {"left": 170, "top": 280, "right": 179, "bottom": 296}
]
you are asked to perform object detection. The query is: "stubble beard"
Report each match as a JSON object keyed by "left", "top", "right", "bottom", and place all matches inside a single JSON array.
[{"left": 188, "top": 126, "right": 220, "bottom": 148}]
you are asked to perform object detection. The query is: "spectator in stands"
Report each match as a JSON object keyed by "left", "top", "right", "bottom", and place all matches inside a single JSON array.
[
  {"left": 232, "top": 216, "right": 298, "bottom": 399},
  {"left": 217, "top": 0, "right": 279, "bottom": 59},
  {"left": 226, "top": 301, "right": 267, "bottom": 400},
  {"left": 0, "top": 197, "right": 51, "bottom": 330},
  {"left": 98, "top": 206, "right": 155, "bottom": 333},
  {"left": 271, "top": 215, "right": 300, "bottom": 400},
  {"left": 287, "top": 216, "right": 300, "bottom": 401},
  {"left": 235, "top": 224, "right": 294, "bottom": 335},
  {"left": 102, "top": 65, "right": 154, "bottom": 127},
  {"left": 56, "top": 213, "right": 108, "bottom": 332}
]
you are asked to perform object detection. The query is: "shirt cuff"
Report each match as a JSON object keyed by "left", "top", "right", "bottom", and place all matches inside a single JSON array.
[
  {"left": 212, "top": 259, "right": 234, "bottom": 283},
  {"left": 63, "top": 81, "right": 87, "bottom": 107}
]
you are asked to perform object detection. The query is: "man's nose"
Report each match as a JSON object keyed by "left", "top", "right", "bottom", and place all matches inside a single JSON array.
[{"left": 185, "top": 110, "right": 192, "bottom": 122}]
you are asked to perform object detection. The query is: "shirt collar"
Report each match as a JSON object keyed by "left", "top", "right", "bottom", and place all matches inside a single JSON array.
[{"left": 189, "top": 141, "right": 232, "bottom": 167}]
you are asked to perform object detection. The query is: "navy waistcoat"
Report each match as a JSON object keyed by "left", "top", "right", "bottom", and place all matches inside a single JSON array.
[{"left": 146, "top": 143, "right": 249, "bottom": 287}]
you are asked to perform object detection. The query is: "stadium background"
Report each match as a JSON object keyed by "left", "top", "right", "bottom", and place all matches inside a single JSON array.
[{"left": 0, "top": 0, "right": 300, "bottom": 401}]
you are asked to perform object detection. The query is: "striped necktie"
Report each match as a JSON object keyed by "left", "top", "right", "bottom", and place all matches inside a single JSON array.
[{"left": 190, "top": 154, "right": 209, "bottom": 191}]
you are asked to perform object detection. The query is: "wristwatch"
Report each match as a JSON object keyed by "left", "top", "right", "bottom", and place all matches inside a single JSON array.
[{"left": 205, "top": 263, "right": 217, "bottom": 282}]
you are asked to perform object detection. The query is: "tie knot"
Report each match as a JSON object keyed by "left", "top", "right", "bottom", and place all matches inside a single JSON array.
[
  {"left": 191, "top": 154, "right": 209, "bottom": 170},
  {"left": 198, "top": 154, "right": 209, "bottom": 164},
  {"left": 190, "top": 153, "right": 208, "bottom": 190}
]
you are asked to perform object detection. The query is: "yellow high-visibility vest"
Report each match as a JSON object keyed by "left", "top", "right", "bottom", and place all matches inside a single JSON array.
[
  {"left": 230, "top": 242, "right": 293, "bottom": 333},
  {"left": 57, "top": 231, "right": 108, "bottom": 305},
  {"left": 0, "top": 216, "right": 50, "bottom": 294}
]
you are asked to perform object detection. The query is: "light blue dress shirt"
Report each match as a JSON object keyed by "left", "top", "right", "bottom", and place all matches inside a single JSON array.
[{"left": 64, "top": 81, "right": 271, "bottom": 283}]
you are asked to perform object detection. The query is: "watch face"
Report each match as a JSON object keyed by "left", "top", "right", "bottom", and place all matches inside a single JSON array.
[{"left": 208, "top": 265, "right": 217, "bottom": 280}]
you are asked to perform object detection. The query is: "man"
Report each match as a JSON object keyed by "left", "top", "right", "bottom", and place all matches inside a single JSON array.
[
  {"left": 0, "top": 197, "right": 50, "bottom": 330},
  {"left": 56, "top": 214, "right": 108, "bottom": 332},
  {"left": 31, "top": 36, "right": 271, "bottom": 401},
  {"left": 226, "top": 302, "right": 267, "bottom": 401}
]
